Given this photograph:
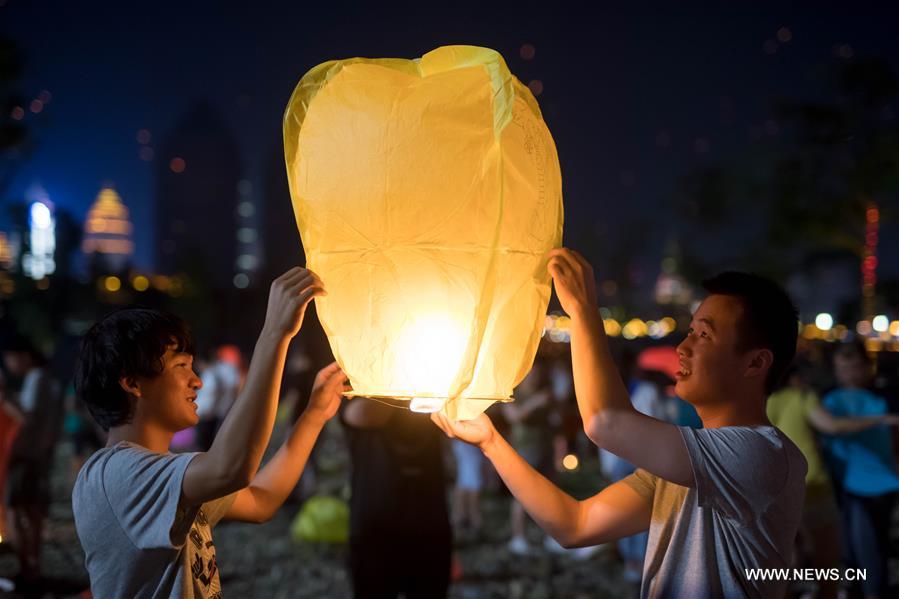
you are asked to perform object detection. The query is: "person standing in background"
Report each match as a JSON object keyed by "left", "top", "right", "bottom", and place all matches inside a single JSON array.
[
  {"left": 502, "top": 361, "right": 553, "bottom": 556},
  {"left": 767, "top": 365, "right": 842, "bottom": 599},
  {"left": 450, "top": 437, "right": 485, "bottom": 536},
  {"left": 2, "top": 337, "right": 62, "bottom": 586},
  {"left": 194, "top": 345, "right": 242, "bottom": 451},
  {"left": 0, "top": 368, "right": 24, "bottom": 551},
  {"left": 818, "top": 342, "right": 899, "bottom": 599},
  {"left": 341, "top": 398, "right": 452, "bottom": 598}
]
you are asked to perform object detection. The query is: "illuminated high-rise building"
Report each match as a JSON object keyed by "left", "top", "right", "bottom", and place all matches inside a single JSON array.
[
  {"left": 82, "top": 186, "right": 134, "bottom": 272},
  {"left": 22, "top": 186, "right": 56, "bottom": 280}
]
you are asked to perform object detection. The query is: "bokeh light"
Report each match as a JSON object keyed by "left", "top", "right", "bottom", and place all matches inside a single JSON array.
[
  {"left": 815, "top": 313, "right": 833, "bottom": 331},
  {"left": 104, "top": 276, "right": 121, "bottom": 292},
  {"left": 132, "top": 275, "right": 149, "bottom": 291},
  {"left": 562, "top": 454, "right": 579, "bottom": 471}
]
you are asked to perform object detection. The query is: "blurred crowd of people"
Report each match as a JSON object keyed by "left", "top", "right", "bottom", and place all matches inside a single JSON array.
[{"left": 1, "top": 328, "right": 898, "bottom": 597}]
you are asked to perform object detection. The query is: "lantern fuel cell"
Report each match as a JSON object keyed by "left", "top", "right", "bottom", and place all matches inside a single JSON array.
[
  {"left": 409, "top": 397, "right": 447, "bottom": 414},
  {"left": 283, "top": 45, "right": 563, "bottom": 420}
]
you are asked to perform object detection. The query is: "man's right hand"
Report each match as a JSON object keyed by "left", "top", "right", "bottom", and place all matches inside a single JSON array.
[
  {"left": 431, "top": 412, "right": 497, "bottom": 452},
  {"left": 547, "top": 248, "right": 598, "bottom": 319},
  {"left": 262, "top": 267, "right": 325, "bottom": 339}
]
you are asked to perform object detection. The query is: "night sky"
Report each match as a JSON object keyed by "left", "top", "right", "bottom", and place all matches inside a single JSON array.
[{"left": 2, "top": 1, "right": 898, "bottom": 282}]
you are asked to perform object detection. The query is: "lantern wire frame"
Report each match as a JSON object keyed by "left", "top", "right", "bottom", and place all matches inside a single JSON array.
[{"left": 342, "top": 392, "right": 514, "bottom": 414}]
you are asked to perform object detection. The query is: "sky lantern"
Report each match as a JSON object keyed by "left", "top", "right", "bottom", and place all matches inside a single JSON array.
[{"left": 283, "top": 45, "right": 563, "bottom": 420}]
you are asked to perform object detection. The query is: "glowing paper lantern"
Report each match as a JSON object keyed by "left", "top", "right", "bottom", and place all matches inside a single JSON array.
[{"left": 284, "top": 45, "right": 563, "bottom": 420}]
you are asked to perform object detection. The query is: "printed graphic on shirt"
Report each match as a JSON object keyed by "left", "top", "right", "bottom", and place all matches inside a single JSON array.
[{"left": 188, "top": 506, "right": 221, "bottom": 598}]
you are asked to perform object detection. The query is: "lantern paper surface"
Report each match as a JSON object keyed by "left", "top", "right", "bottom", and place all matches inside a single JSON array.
[{"left": 284, "top": 45, "right": 563, "bottom": 420}]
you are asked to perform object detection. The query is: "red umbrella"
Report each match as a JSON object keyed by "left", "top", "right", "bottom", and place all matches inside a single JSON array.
[{"left": 637, "top": 346, "right": 679, "bottom": 381}]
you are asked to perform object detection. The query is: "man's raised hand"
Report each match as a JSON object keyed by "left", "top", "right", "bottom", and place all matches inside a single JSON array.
[
  {"left": 431, "top": 412, "right": 497, "bottom": 452},
  {"left": 304, "top": 362, "right": 347, "bottom": 424},
  {"left": 547, "top": 248, "right": 598, "bottom": 318},
  {"left": 262, "top": 267, "right": 325, "bottom": 339}
]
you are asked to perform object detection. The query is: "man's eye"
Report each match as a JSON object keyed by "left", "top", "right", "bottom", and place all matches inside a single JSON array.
[{"left": 700, "top": 331, "right": 709, "bottom": 339}]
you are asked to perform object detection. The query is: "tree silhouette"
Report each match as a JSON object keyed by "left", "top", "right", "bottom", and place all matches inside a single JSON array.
[{"left": 676, "top": 57, "right": 899, "bottom": 310}]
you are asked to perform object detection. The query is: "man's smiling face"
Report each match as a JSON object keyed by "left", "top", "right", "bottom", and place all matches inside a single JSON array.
[
  {"left": 674, "top": 294, "right": 756, "bottom": 407},
  {"left": 133, "top": 346, "right": 203, "bottom": 432}
]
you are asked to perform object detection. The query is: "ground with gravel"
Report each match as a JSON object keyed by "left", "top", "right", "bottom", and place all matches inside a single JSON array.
[{"left": 1, "top": 420, "right": 897, "bottom": 598}]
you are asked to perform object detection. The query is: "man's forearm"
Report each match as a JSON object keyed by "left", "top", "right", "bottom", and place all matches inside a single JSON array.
[
  {"left": 207, "top": 329, "right": 290, "bottom": 482},
  {"left": 482, "top": 432, "right": 583, "bottom": 546},
  {"left": 569, "top": 307, "right": 635, "bottom": 426},
  {"left": 244, "top": 411, "right": 326, "bottom": 519}
]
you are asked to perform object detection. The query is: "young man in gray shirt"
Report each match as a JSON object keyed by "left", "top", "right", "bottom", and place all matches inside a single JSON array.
[
  {"left": 434, "top": 248, "right": 807, "bottom": 598},
  {"left": 72, "top": 267, "right": 347, "bottom": 598}
]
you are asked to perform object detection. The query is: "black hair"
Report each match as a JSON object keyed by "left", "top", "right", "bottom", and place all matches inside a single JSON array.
[
  {"left": 702, "top": 272, "right": 798, "bottom": 394},
  {"left": 74, "top": 308, "right": 195, "bottom": 430}
]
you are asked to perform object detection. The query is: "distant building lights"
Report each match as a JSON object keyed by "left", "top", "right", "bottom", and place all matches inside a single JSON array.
[
  {"left": 23, "top": 201, "right": 55, "bottom": 280},
  {"left": 104, "top": 276, "right": 121, "bottom": 292},
  {"left": 132, "top": 275, "right": 150, "bottom": 291},
  {"left": 814, "top": 313, "right": 834, "bottom": 331}
]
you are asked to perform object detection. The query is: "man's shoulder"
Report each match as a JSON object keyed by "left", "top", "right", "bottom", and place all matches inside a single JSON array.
[
  {"left": 75, "top": 443, "right": 185, "bottom": 490},
  {"left": 688, "top": 425, "right": 804, "bottom": 467},
  {"left": 74, "top": 443, "right": 198, "bottom": 551},
  {"left": 85, "top": 441, "right": 156, "bottom": 464},
  {"left": 74, "top": 443, "right": 135, "bottom": 492},
  {"left": 765, "top": 426, "right": 807, "bottom": 470},
  {"left": 741, "top": 426, "right": 808, "bottom": 488},
  {"left": 692, "top": 423, "right": 781, "bottom": 443},
  {"left": 73, "top": 446, "right": 118, "bottom": 517}
]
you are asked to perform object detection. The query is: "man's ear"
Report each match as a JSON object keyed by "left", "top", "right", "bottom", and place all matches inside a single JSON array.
[
  {"left": 745, "top": 349, "right": 774, "bottom": 380},
  {"left": 119, "top": 376, "right": 141, "bottom": 398}
]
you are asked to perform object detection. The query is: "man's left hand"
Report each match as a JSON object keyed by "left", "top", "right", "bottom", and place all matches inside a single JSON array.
[{"left": 304, "top": 362, "right": 347, "bottom": 423}]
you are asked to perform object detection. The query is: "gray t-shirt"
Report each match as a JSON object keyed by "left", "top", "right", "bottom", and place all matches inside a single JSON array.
[
  {"left": 73, "top": 442, "right": 236, "bottom": 599},
  {"left": 622, "top": 426, "right": 807, "bottom": 598}
]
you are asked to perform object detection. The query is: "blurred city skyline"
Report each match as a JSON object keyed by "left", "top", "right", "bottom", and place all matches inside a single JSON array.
[{"left": 2, "top": 1, "right": 899, "bottom": 315}]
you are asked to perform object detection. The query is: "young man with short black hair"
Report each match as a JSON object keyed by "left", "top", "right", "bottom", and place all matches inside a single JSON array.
[
  {"left": 72, "top": 267, "right": 346, "bottom": 598},
  {"left": 434, "top": 249, "right": 808, "bottom": 598}
]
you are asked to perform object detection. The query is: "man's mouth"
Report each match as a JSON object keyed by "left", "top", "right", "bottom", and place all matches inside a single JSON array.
[{"left": 676, "top": 362, "right": 692, "bottom": 378}]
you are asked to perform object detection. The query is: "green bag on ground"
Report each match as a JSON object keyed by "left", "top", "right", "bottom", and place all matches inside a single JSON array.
[{"left": 290, "top": 495, "right": 349, "bottom": 544}]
